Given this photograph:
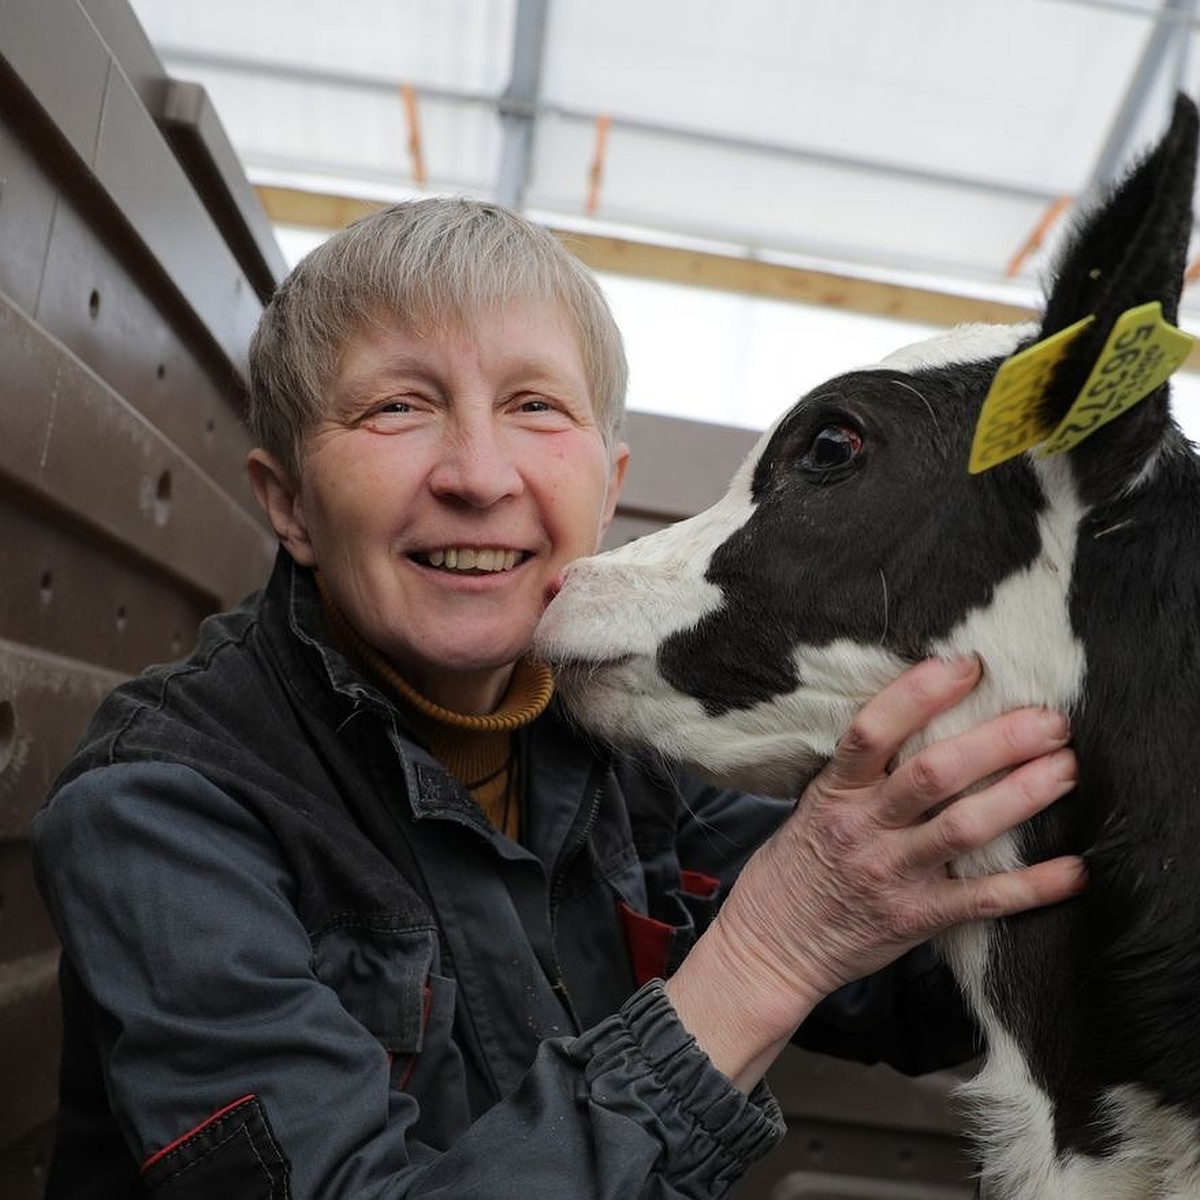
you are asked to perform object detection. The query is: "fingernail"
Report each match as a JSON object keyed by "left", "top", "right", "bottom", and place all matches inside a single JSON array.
[
  {"left": 944, "top": 654, "right": 982, "bottom": 679},
  {"left": 1040, "top": 709, "right": 1071, "bottom": 743},
  {"left": 1052, "top": 747, "right": 1078, "bottom": 785},
  {"left": 1070, "top": 858, "right": 1089, "bottom": 892}
]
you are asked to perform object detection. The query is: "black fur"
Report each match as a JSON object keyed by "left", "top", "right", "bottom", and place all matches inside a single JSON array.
[
  {"left": 542, "top": 94, "right": 1200, "bottom": 1193},
  {"left": 655, "top": 94, "right": 1200, "bottom": 1180},
  {"left": 658, "top": 360, "right": 1045, "bottom": 713}
]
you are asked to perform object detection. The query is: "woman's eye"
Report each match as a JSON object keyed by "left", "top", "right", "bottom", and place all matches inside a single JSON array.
[
  {"left": 802, "top": 424, "right": 863, "bottom": 470},
  {"left": 358, "top": 399, "right": 420, "bottom": 431},
  {"left": 365, "top": 399, "right": 418, "bottom": 422}
]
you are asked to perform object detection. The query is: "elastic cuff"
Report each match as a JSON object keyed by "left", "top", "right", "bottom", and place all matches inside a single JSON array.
[{"left": 582, "top": 979, "right": 786, "bottom": 1169}]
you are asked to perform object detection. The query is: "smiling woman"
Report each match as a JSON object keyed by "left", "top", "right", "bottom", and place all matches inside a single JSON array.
[
  {"left": 248, "top": 296, "right": 628, "bottom": 714},
  {"left": 32, "top": 195, "right": 1084, "bottom": 1200}
]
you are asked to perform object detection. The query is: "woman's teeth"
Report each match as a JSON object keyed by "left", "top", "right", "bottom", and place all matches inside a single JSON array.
[{"left": 423, "top": 548, "right": 522, "bottom": 572}]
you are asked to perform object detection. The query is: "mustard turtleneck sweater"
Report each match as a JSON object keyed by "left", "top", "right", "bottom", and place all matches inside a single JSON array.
[{"left": 317, "top": 577, "right": 554, "bottom": 841}]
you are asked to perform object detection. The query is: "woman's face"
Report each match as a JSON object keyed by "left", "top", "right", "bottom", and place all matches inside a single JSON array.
[{"left": 260, "top": 296, "right": 628, "bottom": 714}]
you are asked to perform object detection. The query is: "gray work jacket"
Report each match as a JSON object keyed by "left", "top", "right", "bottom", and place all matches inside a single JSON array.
[{"left": 32, "top": 551, "right": 975, "bottom": 1199}]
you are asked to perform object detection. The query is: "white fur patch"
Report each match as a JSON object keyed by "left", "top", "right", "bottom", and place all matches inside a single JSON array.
[
  {"left": 592, "top": 638, "right": 908, "bottom": 797},
  {"left": 958, "top": 1044, "right": 1200, "bottom": 1198},
  {"left": 537, "top": 462, "right": 757, "bottom": 665},
  {"left": 873, "top": 322, "right": 1036, "bottom": 374}
]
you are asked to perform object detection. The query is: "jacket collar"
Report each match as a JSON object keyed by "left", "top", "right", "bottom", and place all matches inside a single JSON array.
[{"left": 259, "top": 548, "right": 606, "bottom": 851}]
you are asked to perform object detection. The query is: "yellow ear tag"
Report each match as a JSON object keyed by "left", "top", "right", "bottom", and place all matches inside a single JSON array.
[
  {"left": 968, "top": 316, "right": 1094, "bottom": 474},
  {"left": 1037, "top": 301, "right": 1196, "bottom": 458}
]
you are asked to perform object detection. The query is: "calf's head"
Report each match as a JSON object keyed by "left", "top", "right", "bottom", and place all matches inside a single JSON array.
[{"left": 536, "top": 96, "right": 1198, "bottom": 796}]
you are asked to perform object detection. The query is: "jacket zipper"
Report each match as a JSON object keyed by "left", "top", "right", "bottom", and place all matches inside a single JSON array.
[{"left": 545, "top": 773, "right": 606, "bottom": 1026}]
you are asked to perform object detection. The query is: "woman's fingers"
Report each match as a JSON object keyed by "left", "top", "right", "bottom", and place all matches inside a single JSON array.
[
  {"left": 906, "top": 746, "right": 1077, "bottom": 868},
  {"left": 936, "top": 855, "right": 1088, "bottom": 926},
  {"left": 877, "top": 706, "right": 1072, "bottom": 829},
  {"left": 719, "top": 654, "right": 1087, "bottom": 1009},
  {"left": 823, "top": 656, "right": 1073, "bottom": 833},
  {"left": 824, "top": 656, "right": 983, "bottom": 789}
]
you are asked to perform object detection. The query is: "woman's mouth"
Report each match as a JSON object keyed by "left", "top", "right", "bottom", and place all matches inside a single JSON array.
[{"left": 411, "top": 547, "right": 530, "bottom": 574}]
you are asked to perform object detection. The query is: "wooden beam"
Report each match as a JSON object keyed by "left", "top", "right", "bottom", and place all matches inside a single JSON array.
[
  {"left": 254, "top": 184, "right": 389, "bottom": 232},
  {"left": 252, "top": 183, "right": 1035, "bottom": 328},
  {"left": 556, "top": 229, "right": 1035, "bottom": 328},
  {"left": 253, "top": 183, "right": 1200, "bottom": 372}
]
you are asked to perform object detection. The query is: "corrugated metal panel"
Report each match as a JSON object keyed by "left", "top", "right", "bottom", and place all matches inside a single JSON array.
[{"left": 0, "top": 1, "right": 278, "bottom": 1191}]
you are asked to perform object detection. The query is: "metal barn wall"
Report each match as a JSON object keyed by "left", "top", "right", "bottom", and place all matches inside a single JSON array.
[{"left": 0, "top": 0, "right": 280, "bottom": 1192}]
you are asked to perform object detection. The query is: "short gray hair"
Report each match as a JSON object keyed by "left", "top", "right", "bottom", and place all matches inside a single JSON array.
[{"left": 248, "top": 198, "right": 628, "bottom": 476}]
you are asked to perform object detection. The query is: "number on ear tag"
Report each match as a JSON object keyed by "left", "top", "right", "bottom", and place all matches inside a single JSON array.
[
  {"left": 968, "top": 317, "right": 1094, "bottom": 475},
  {"left": 1038, "top": 301, "right": 1195, "bottom": 458}
]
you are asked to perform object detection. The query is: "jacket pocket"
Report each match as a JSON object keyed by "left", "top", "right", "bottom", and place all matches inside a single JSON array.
[
  {"left": 389, "top": 971, "right": 458, "bottom": 1098},
  {"left": 311, "top": 917, "right": 437, "bottom": 1056},
  {"left": 311, "top": 918, "right": 467, "bottom": 1132},
  {"left": 141, "top": 1095, "right": 289, "bottom": 1198},
  {"left": 619, "top": 869, "right": 723, "bottom": 986}
]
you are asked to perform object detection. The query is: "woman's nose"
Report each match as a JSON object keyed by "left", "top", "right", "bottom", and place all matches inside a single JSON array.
[{"left": 427, "top": 420, "right": 525, "bottom": 508}]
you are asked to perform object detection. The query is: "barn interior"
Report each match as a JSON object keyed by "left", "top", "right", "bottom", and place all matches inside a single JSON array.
[{"left": 2, "top": 3, "right": 1197, "bottom": 1197}]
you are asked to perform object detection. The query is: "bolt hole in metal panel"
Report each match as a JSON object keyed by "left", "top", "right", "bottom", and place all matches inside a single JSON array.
[{"left": 0, "top": 1, "right": 281, "bottom": 1194}]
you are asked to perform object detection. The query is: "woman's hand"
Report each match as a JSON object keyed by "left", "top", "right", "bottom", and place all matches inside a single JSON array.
[{"left": 664, "top": 655, "right": 1085, "bottom": 1092}]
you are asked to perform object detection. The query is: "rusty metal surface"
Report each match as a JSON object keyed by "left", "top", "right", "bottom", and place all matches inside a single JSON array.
[
  {"left": 0, "top": 0, "right": 265, "bottom": 378},
  {"left": 763, "top": 1172, "right": 972, "bottom": 1200},
  {"left": 738, "top": 1114, "right": 975, "bottom": 1199},
  {"left": 605, "top": 411, "right": 760, "bottom": 548},
  {"left": 0, "top": 847, "right": 57, "bottom": 965},
  {"left": 161, "top": 79, "right": 290, "bottom": 301},
  {"left": 33, "top": 198, "right": 264, "bottom": 515},
  {"left": 621, "top": 409, "right": 759, "bottom": 519},
  {"left": 0, "top": 951, "right": 62, "bottom": 1159},
  {"left": 735, "top": 1050, "right": 978, "bottom": 1198},
  {"left": 0, "top": 0, "right": 110, "bottom": 170},
  {"left": 0, "top": 638, "right": 129, "bottom": 841},
  {"left": 764, "top": 1048, "right": 968, "bottom": 1136},
  {"left": 0, "top": 503, "right": 212, "bottom": 678},
  {"left": 78, "top": 0, "right": 172, "bottom": 124},
  {"left": 0, "top": 294, "right": 273, "bottom": 609},
  {"left": 79, "top": 0, "right": 287, "bottom": 299},
  {"left": 92, "top": 59, "right": 263, "bottom": 372},
  {"left": 0, "top": 1119, "right": 54, "bottom": 1200},
  {"left": 0, "top": 123, "right": 57, "bottom": 317}
]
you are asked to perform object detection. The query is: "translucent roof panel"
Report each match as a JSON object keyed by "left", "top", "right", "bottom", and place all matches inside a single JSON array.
[
  {"left": 166, "top": 63, "right": 502, "bottom": 194},
  {"left": 541, "top": 0, "right": 1149, "bottom": 192},
  {"left": 132, "top": 0, "right": 515, "bottom": 93},
  {"left": 528, "top": 111, "right": 1051, "bottom": 281},
  {"left": 129, "top": 0, "right": 1200, "bottom": 308}
]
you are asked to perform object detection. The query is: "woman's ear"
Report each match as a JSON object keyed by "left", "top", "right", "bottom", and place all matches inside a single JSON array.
[
  {"left": 600, "top": 442, "right": 631, "bottom": 535},
  {"left": 246, "top": 448, "right": 317, "bottom": 567}
]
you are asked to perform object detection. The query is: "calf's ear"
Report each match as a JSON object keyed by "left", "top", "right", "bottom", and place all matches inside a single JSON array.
[
  {"left": 1042, "top": 93, "right": 1197, "bottom": 342},
  {"left": 1031, "top": 93, "right": 1197, "bottom": 496}
]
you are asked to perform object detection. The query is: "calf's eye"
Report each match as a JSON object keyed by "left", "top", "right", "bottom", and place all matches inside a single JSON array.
[{"left": 802, "top": 425, "right": 863, "bottom": 471}]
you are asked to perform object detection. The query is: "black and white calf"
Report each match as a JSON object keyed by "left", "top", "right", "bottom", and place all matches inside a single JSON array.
[{"left": 536, "top": 96, "right": 1200, "bottom": 1198}]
